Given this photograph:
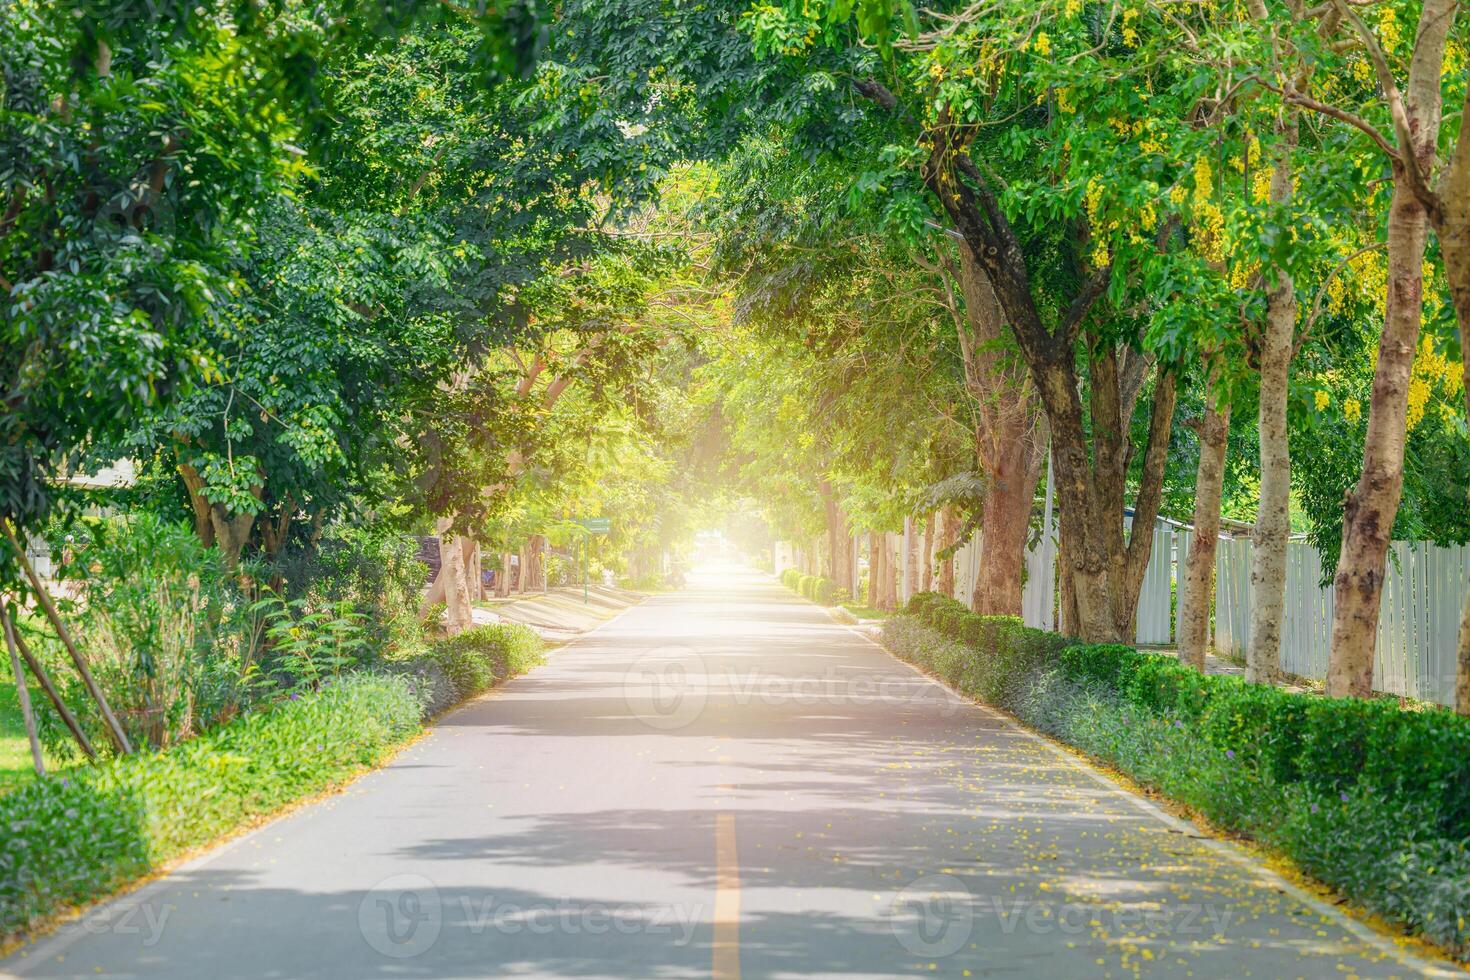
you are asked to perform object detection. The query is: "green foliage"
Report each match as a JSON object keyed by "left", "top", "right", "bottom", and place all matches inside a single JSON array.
[
  {"left": 34, "top": 516, "right": 263, "bottom": 752},
  {"left": 0, "top": 674, "right": 420, "bottom": 940},
  {"left": 285, "top": 523, "right": 431, "bottom": 660},
  {"left": 389, "top": 623, "right": 544, "bottom": 718},
  {"left": 882, "top": 611, "right": 1470, "bottom": 957},
  {"left": 253, "top": 595, "right": 370, "bottom": 693},
  {"left": 780, "top": 570, "right": 842, "bottom": 606},
  {"left": 443, "top": 624, "right": 544, "bottom": 683}
]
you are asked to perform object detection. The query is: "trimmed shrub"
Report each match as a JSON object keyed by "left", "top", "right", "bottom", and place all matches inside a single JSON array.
[
  {"left": 879, "top": 610, "right": 1470, "bottom": 958},
  {"left": 780, "top": 570, "right": 841, "bottom": 606},
  {"left": 0, "top": 674, "right": 421, "bottom": 939},
  {"left": 390, "top": 623, "right": 545, "bottom": 716}
]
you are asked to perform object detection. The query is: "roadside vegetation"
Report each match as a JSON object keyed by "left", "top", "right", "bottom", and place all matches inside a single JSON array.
[{"left": 888, "top": 593, "right": 1470, "bottom": 957}]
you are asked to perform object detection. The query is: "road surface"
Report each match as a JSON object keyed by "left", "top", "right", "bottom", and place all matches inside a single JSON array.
[{"left": 3, "top": 565, "right": 1456, "bottom": 978}]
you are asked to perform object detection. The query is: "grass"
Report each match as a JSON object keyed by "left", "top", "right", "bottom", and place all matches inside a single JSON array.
[
  {"left": 0, "top": 683, "right": 55, "bottom": 796},
  {"left": 841, "top": 603, "right": 889, "bottom": 620}
]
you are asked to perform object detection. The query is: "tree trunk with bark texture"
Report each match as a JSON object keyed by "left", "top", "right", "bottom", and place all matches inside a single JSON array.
[
  {"left": 905, "top": 518, "right": 920, "bottom": 607},
  {"left": 176, "top": 461, "right": 216, "bottom": 548},
  {"left": 922, "top": 512, "right": 935, "bottom": 593},
  {"left": 936, "top": 508, "right": 956, "bottom": 600},
  {"left": 883, "top": 533, "right": 899, "bottom": 611},
  {"left": 496, "top": 550, "right": 513, "bottom": 598},
  {"left": 819, "top": 481, "right": 851, "bottom": 592},
  {"left": 953, "top": 244, "right": 1045, "bottom": 620},
  {"left": 1415, "top": 85, "right": 1470, "bottom": 713},
  {"left": 1177, "top": 382, "right": 1230, "bottom": 671},
  {"left": 1247, "top": 107, "right": 1300, "bottom": 685},
  {"left": 973, "top": 434, "right": 1043, "bottom": 616},
  {"left": 464, "top": 538, "right": 482, "bottom": 602},
  {"left": 1327, "top": 0, "right": 1453, "bottom": 698},
  {"left": 1329, "top": 183, "right": 1430, "bottom": 696}
]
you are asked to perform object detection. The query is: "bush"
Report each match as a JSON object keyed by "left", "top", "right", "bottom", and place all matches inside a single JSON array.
[
  {"left": 284, "top": 522, "right": 430, "bottom": 661},
  {"left": 388, "top": 623, "right": 544, "bottom": 717},
  {"left": 40, "top": 515, "right": 239, "bottom": 752},
  {"left": 0, "top": 674, "right": 420, "bottom": 939},
  {"left": 879, "top": 607, "right": 1470, "bottom": 958},
  {"left": 781, "top": 570, "right": 840, "bottom": 606}
]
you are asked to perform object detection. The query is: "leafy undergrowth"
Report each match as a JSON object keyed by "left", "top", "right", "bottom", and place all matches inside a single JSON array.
[
  {"left": 0, "top": 675, "right": 419, "bottom": 941},
  {"left": 387, "top": 622, "right": 545, "bottom": 718},
  {"left": 1, "top": 624, "right": 546, "bottom": 944},
  {"left": 886, "top": 592, "right": 1470, "bottom": 960}
]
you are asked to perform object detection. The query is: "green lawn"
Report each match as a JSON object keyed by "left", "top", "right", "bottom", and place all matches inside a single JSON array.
[
  {"left": 0, "top": 681, "right": 50, "bottom": 795},
  {"left": 841, "top": 603, "right": 889, "bottom": 621}
]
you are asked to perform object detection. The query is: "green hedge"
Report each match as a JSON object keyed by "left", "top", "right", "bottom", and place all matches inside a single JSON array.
[
  {"left": 0, "top": 674, "right": 421, "bottom": 939},
  {"left": 392, "top": 623, "right": 545, "bottom": 718},
  {"left": 779, "top": 569, "right": 840, "bottom": 606},
  {"left": 890, "top": 591, "right": 1470, "bottom": 958}
]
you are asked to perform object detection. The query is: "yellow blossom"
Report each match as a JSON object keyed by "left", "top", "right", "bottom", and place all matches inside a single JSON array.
[
  {"left": 1378, "top": 6, "right": 1402, "bottom": 52},
  {"left": 1344, "top": 398, "right": 1362, "bottom": 423},
  {"left": 1192, "top": 155, "right": 1214, "bottom": 204},
  {"left": 1314, "top": 390, "right": 1330, "bottom": 412},
  {"left": 1252, "top": 169, "right": 1272, "bottom": 204},
  {"left": 1033, "top": 32, "right": 1052, "bottom": 56}
]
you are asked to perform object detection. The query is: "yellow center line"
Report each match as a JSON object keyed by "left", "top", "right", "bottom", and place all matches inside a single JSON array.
[{"left": 713, "top": 812, "right": 741, "bottom": 980}]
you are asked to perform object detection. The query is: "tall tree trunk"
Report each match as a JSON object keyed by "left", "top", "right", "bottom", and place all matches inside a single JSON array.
[
  {"left": 1177, "top": 379, "right": 1230, "bottom": 671},
  {"left": 1329, "top": 182, "right": 1430, "bottom": 696},
  {"left": 464, "top": 538, "right": 482, "bottom": 602},
  {"left": 921, "top": 512, "right": 935, "bottom": 593},
  {"left": 1039, "top": 357, "right": 1118, "bottom": 641},
  {"left": 1326, "top": 0, "right": 1452, "bottom": 699},
  {"left": 421, "top": 518, "right": 473, "bottom": 634},
  {"left": 497, "top": 550, "right": 513, "bottom": 598},
  {"left": 1246, "top": 106, "right": 1301, "bottom": 684},
  {"left": 176, "top": 460, "right": 216, "bottom": 548},
  {"left": 260, "top": 495, "right": 295, "bottom": 561},
  {"left": 882, "top": 533, "right": 899, "bottom": 611},
  {"left": 819, "top": 481, "right": 851, "bottom": 590},
  {"left": 952, "top": 243, "right": 1046, "bottom": 619},
  {"left": 1416, "top": 86, "right": 1470, "bottom": 713},
  {"left": 936, "top": 508, "right": 956, "bottom": 599},
  {"left": 1441, "top": 136, "right": 1470, "bottom": 713},
  {"left": 904, "top": 518, "right": 919, "bottom": 607},
  {"left": 972, "top": 434, "right": 1042, "bottom": 616},
  {"left": 442, "top": 532, "right": 473, "bottom": 636}
]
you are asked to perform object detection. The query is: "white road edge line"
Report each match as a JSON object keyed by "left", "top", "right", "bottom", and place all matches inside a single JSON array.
[
  {"left": 800, "top": 591, "right": 1464, "bottom": 978},
  {"left": 1, "top": 594, "right": 651, "bottom": 977}
]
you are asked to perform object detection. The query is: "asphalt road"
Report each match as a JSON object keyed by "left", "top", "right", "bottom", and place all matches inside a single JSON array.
[{"left": 2, "top": 565, "right": 1458, "bottom": 979}]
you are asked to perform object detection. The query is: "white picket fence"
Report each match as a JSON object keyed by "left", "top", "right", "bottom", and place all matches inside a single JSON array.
[
  {"left": 915, "top": 496, "right": 1465, "bottom": 707},
  {"left": 1210, "top": 535, "right": 1466, "bottom": 705},
  {"left": 782, "top": 469, "right": 1466, "bottom": 707}
]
